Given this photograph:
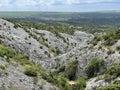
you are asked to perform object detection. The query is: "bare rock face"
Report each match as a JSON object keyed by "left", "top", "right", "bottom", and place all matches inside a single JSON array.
[
  {"left": 0, "top": 19, "right": 56, "bottom": 70},
  {"left": 85, "top": 76, "right": 120, "bottom": 90},
  {"left": 31, "top": 29, "right": 68, "bottom": 54},
  {"left": 0, "top": 19, "right": 94, "bottom": 71},
  {"left": 85, "top": 76, "right": 109, "bottom": 90},
  {"left": 0, "top": 57, "right": 58, "bottom": 90},
  {"left": 74, "top": 31, "right": 93, "bottom": 42}
]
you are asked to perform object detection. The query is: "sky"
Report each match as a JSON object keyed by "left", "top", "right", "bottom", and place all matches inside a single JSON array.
[{"left": 0, "top": 0, "right": 120, "bottom": 12}]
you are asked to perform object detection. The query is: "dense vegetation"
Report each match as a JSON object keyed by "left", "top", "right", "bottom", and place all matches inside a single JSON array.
[{"left": 1, "top": 12, "right": 120, "bottom": 34}]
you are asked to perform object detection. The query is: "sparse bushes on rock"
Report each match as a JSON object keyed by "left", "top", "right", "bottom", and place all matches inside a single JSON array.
[
  {"left": 103, "top": 30, "right": 120, "bottom": 46},
  {"left": 105, "top": 63, "right": 120, "bottom": 81}
]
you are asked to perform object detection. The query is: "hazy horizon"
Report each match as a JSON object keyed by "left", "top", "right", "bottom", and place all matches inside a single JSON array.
[
  {"left": 0, "top": 0, "right": 120, "bottom": 12},
  {"left": 1, "top": 10, "right": 120, "bottom": 13}
]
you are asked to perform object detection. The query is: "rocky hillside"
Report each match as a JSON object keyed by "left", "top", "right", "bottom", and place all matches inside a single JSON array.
[{"left": 0, "top": 18, "right": 120, "bottom": 90}]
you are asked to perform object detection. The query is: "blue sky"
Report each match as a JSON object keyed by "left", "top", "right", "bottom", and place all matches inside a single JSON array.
[{"left": 0, "top": 0, "right": 120, "bottom": 12}]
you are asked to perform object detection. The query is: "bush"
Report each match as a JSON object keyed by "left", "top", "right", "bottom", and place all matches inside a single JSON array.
[
  {"left": 107, "top": 49, "right": 115, "bottom": 55},
  {"left": 113, "top": 80, "right": 120, "bottom": 85},
  {"left": 57, "top": 76, "right": 68, "bottom": 88},
  {"left": 64, "top": 60, "right": 78, "bottom": 80},
  {"left": 91, "top": 36, "right": 101, "bottom": 46},
  {"left": 116, "top": 46, "right": 120, "bottom": 51},
  {"left": 84, "top": 58, "right": 105, "bottom": 78},
  {"left": 14, "top": 22, "right": 20, "bottom": 29},
  {"left": 0, "top": 44, "right": 15, "bottom": 59},
  {"left": 0, "top": 65, "right": 6, "bottom": 70},
  {"left": 40, "top": 70, "right": 57, "bottom": 84},
  {"left": 105, "top": 63, "right": 120, "bottom": 79},
  {"left": 3, "top": 23, "right": 6, "bottom": 26},
  {"left": 49, "top": 46, "right": 56, "bottom": 53},
  {"left": 13, "top": 54, "right": 33, "bottom": 66},
  {"left": 40, "top": 71, "right": 70, "bottom": 90},
  {"left": 104, "top": 74, "right": 113, "bottom": 82},
  {"left": 24, "top": 65, "right": 37, "bottom": 77},
  {"left": 103, "top": 30, "right": 120, "bottom": 46},
  {"left": 103, "top": 63, "right": 120, "bottom": 82},
  {"left": 72, "top": 77, "right": 86, "bottom": 90}
]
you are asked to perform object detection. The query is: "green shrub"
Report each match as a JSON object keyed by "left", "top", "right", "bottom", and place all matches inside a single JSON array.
[
  {"left": 40, "top": 70, "right": 57, "bottom": 84},
  {"left": 57, "top": 76, "right": 68, "bottom": 88},
  {"left": 104, "top": 74, "right": 113, "bottom": 82},
  {"left": 113, "top": 80, "right": 120, "bottom": 85},
  {"left": 40, "top": 70, "right": 71, "bottom": 90},
  {"left": 24, "top": 65, "right": 37, "bottom": 77},
  {"left": 0, "top": 44, "right": 15, "bottom": 59},
  {"left": 40, "top": 67, "right": 86, "bottom": 90},
  {"left": 72, "top": 77, "right": 86, "bottom": 90},
  {"left": 105, "top": 63, "right": 120, "bottom": 79},
  {"left": 3, "top": 23, "right": 6, "bottom": 26},
  {"left": 84, "top": 58, "right": 105, "bottom": 78},
  {"left": 107, "top": 49, "right": 115, "bottom": 55},
  {"left": 116, "top": 46, "right": 120, "bottom": 51},
  {"left": 49, "top": 46, "right": 56, "bottom": 53},
  {"left": 13, "top": 54, "right": 33, "bottom": 66},
  {"left": 14, "top": 23, "right": 20, "bottom": 29},
  {"left": 91, "top": 36, "right": 101, "bottom": 46},
  {"left": 64, "top": 60, "right": 78, "bottom": 80},
  {"left": 0, "top": 65, "right": 6, "bottom": 70},
  {"left": 103, "top": 63, "right": 120, "bottom": 83},
  {"left": 103, "top": 30, "right": 120, "bottom": 46}
]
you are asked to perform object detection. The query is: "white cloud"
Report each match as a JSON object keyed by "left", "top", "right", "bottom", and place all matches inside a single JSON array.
[
  {"left": 12, "top": 0, "right": 56, "bottom": 6},
  {"left": 65, "top": 0, "right": 80, "bottom": 5},
  {"left": 14, "top": 0, "right": 37, "bottom": 6},
  {"left": 0, "top": 0, "right": 119, "bottom": 7},
  {"left": 65, "top": 0, "right": 119, "bottom": 4},
  {"left": 0, "top": 0, "right": 12, "bottom": 6}
]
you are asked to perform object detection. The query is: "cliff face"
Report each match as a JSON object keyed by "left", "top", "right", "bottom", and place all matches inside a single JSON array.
[
  {"left": 0, "top": 19, "right": 93, "bottom": 70},
  {"left": 0, "top": 18, "right": 120, "bottom": 90}
]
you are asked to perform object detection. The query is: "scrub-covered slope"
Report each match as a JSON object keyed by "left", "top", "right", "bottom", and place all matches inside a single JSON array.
[{"left": 0, "top": 18, "right": 120, "bottom": 90}]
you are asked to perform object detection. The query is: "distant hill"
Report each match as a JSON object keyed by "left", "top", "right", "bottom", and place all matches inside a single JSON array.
[
  {"left": 0, "top": 11, "right": 120, "bottom": 34},
  {"left": 1, "top": 11, "right": 120, "bottom": 26}
]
